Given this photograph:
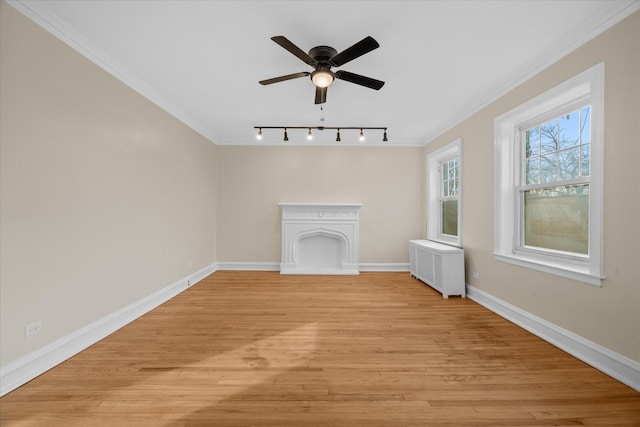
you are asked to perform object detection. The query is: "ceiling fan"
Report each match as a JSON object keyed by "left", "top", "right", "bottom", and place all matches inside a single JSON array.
[{"left": 259, "top": 35, "right": 385, "bottom": 104}]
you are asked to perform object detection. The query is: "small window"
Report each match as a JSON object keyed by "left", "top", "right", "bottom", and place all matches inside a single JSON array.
[
  {"left": 427, "top": 138, "right": 462, "bottom": 246},
  {"left": 441, "top": 157, "right": 460, "bottom": 237},
  {"left": 494, "top": 63, "right": 604, "bottom": 286}
]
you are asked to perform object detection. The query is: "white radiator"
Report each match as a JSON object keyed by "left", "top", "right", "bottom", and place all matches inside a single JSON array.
[{"left": 409, "top": 240, "right": 465, "bottom": 298}]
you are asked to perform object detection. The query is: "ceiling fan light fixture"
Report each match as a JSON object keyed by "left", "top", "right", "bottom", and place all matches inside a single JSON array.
[
  {"left": 261, "top": 36, "right": 384, "bottom": 104},
  {"left": 311, "top": 69, "right": 334, "bottom": 88}
]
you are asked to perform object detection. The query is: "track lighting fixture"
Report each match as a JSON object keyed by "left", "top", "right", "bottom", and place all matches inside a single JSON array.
[{"left": 253, "top": 126, "right": 388, "bottom": 143}]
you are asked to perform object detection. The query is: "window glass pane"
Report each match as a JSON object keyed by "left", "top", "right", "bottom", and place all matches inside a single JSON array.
[
  {"left": 581, "top": 143, "right": 590, "bottom": 177},
  {"left": 526, "top": 127, "right": 540, "bottom": 157},
  {"left": 526, "top": 157, "right": 540, "bottom": 184},
  {"left": 559, "top": 147, "right": 580, "bottom": 180},
  {"left": 540, "top": 153, "right": 558, "bottom": 183},
  {"left": 559, "top": 111, "right": 580, "bottom": 149},
  {"left": 524, "top": 184, "right": 589, "bottom": 254},
  {"left": 540, "top": 119, "right": 558, "bottom": 153},
  {"left": 441, "top": 159, "right": 459, "bottom": 197},
  {"left": 441, "top": 200, "right": 458, "bottom": 236},
  {"left": 451, "top": 178, "right": 458, "bottom": 196},
  {"left": 581, "top": 106, "right": 591, "bottom": 143}
]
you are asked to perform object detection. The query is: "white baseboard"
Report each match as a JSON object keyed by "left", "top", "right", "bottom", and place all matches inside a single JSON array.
[
  {"left": 215, "top": 262, "right": 410, "bottom": 272},
  {"left": 0, "top": 263, "right": 217, "bottom": 397},
  {"left": 359, "top": 263, "right": 410, "bottom": 272},
  {"left": 17, "top": 266, "right": 614, "bottom": 398},
  {"left": 466, "top": 284, "right": 640, "bottom": 391},
  {"left": 215, "top": 262, "right": 280, "bottom": 271}
]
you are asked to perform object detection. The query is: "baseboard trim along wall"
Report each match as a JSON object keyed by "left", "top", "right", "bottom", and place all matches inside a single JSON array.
[
  {"left": 1, "top": 261, "right": 407, "bottom": 395},
  {"left": 215, "top": 262, "right": 410, "bottom": 272},
  {"left": 215, "top": 262, "right": 280, "bottom": 271},
  {"left": 359, "top": 263, "right": 410, "bottom": 272},
  {"left": 5, "top": 268, "right": 635, "bottom": 396},
  {"left": 0, "top": 263, "right": 217, "bottom": 397},
  {"left": 466, "top": 284, "right": 640, "bottom": 391}
]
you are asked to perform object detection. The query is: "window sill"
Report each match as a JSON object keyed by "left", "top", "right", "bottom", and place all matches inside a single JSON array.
[{"left": 494, "top": 252, "right": 604, "bottom": 287}]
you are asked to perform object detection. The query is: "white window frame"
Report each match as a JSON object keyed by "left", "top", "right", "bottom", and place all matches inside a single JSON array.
[
  {"left": 494, "top": 63, "right": 604, "bottom": 286},
  {"left": 427, "top": 138, "right": 462, "bottom": 247}
]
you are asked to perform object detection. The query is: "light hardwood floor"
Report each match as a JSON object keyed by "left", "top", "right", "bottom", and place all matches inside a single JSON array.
[{"left": 1, "top": 271, "right": 639, "bottom": 426}]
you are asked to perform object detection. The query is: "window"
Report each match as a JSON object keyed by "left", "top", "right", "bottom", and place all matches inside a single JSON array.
[
  {"left": 494, "top": 63, "right": 604, "bottom": 286},
  {"left": 427, "top": 138, "right": 462, "bottom": 246},
  {"left": 522, "top": 107, "right": 591, "bottom": 255}
]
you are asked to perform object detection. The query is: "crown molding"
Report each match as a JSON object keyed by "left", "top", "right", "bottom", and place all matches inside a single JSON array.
[
  {"left": 422, "top": 0, "right": 640, "bottom": 146},
  {"left": 6, "top": 0, "right": 638, "bottom": 149},
  {"left": 6, "top": 0, "right": 220, "bottom": 145}
]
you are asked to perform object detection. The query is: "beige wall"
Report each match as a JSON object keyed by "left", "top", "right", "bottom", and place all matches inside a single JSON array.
[
  {"left": 217, "top": 146, "right": 423, "bottom": 264},
  {"left": 424, "top": 11, "right": 640, "bottom": 361},
  {"left": 2, "top": 0, "right": 637, "bottom": 378},
  {"left": 0, "top": 3, "right": 218, "bottom": 365}
]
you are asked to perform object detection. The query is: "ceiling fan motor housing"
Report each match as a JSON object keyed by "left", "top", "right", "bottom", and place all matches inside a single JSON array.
[{"left": 308, "top": 45, "right": 338, "bottom": 65}]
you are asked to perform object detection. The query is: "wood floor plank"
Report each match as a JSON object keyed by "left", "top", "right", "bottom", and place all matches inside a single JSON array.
[{"left": 1, "top": 271, "right": 638, "bottom": 426}]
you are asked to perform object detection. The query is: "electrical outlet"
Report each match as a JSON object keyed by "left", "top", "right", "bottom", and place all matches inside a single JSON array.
[
  {"left": 25, "top": 321, "right": 42, "bottom": 337},
  {"left": 472, "top": 271, "right": 479, "bottom": 280}
]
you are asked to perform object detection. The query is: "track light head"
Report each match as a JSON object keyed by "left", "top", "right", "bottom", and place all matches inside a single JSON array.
[
  {"left": 307, "top": 128, "right": 313, "bottom": 140},
  {"left": 256, "top": 128, "right": 263, "bottom": 140},
  {"left": 336, "top": 129, "right": 341, "bottom": 142},
  {"left": 359, "top": 129, "right": 365, "bottom": 142},
  {"left": 284, "top": 128, "right": 289, "bottom": 141},
  {"left": 383, "top": 129, "right": 388, "bottom": 142}
]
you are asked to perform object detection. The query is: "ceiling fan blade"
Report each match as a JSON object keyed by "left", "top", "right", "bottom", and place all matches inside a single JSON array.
[
  {"left": 259, "top": 72, "right": 310, "bottom": 85},
  {"left": 271, "top": 36, "right": 315, "bottom": 67},
  {"left": 315, "top": 86, "right": 327, "bottom": 104},
  {"left": 330, "top": 36, "right": 379, "bottom": 67},
  {"left": 335, "top": 70, "right": 385, "bottom": 90}
]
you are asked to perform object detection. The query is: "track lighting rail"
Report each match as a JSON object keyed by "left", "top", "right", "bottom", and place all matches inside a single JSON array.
[{"left": 254, "top": 126, "right": 389, "bottom": 142}]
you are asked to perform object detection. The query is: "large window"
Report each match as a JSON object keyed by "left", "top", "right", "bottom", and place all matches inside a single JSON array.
[
  {"left": 427, "top": 138, "right": 461, "bottom": 246},
  {"left": 494, "top": 63, "right": 604, "bottom": 286},
  {"left": 522, "top": 106, "right": 591, "bottom": 255}
]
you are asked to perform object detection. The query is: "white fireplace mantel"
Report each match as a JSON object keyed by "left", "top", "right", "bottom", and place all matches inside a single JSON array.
[{"left": 279, "top": 203, "right": 361, "bottom": 275}]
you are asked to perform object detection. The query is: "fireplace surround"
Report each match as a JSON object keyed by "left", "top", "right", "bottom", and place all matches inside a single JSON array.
[{"left": 279, "top": 203, "right": 361, "bottom": 275}]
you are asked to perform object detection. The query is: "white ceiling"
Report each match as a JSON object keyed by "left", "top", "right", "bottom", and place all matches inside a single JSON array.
[{"left": 10, "top": 0, "right": 639, "bottom": 146}]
